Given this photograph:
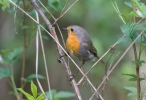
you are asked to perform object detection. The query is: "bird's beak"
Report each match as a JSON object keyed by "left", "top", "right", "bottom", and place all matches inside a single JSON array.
[{"left": 62, "top": 28, "right": 67, "bottom": 30}]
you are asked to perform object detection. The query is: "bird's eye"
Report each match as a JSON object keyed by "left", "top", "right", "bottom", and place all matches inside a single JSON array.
[{"left": 71, "top": 28, "right": 74, "bottom": 32}]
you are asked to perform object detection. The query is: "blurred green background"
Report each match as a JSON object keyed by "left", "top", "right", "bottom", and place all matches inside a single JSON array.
[{"left": 0, "top": 0, "right": 146, "bottom": 100}]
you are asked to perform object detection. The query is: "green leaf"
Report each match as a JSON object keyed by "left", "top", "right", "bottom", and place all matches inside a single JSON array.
[
  {"left": 0, "top": 67, "right": 10, "bottom": 79},
  {"left": 124, "top": 2, "right": 133, "bottom": 8},
  {"left": 18, "top": 88, "right": 35, "bottom": 100},
  {"left": 31, "top": 82, "right": 37, "bottom": 98},
  {"left": 120, "top": 22, "right": 136, "bottom": 37},
  {"left": 132, "top": 60, "right": 145, "bottom": 67},
  {"left": 120, "top": 23, "right": 142, "bottom": 42},
  {"left": 0, "top": 0, "right": 10, "bottom": 11},
  {"left": 124, "top": 86, "right": 137, "bottom": 93},
  {"left": 55, "top": 91, "right": 75, "bottom": 99},
  {"left": 118, "top": 37, "right": 132, "bottom": 43},
  {"left": 36, "top": 93, "right": 45, "bottom": 100},
  {"left": 48, "top": 0, "right": 66, "bottom": 11},
  {"left": 124, "top": 86, "right": 137, "bottom": 97},
  {"left": 50, "top": 1, "right": 59, "bottom": 11},
  {"left": 24, "top": 74, "right": 45, "bottom": 83},
  {"left": 1, "top": 48, "right": 23, "bottom": 64},
  {"left": 122, "top": 73, "right": 136, "bottom": 77},
  {"left": 122, "top": 73, "right": 137, "bottom": 81},
  {"left": 127, "top": 92, "right": 137, "bottom": 97},
  {"left": 122, "top": 73, "right": 144, "bottom": 81},
  {"left": 128, "top": 78, "right": 137, "bottom": 81},
  {"left": 46, "top": 89, "right": 57, "bottom": 99}
]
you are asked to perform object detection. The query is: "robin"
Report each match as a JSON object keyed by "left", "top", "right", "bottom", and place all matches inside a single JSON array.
[{"left": 62, "top": 25, "right": 104, "bottom": 79}]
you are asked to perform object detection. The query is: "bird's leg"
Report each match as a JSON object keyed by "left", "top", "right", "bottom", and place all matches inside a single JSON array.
[
  {"left": 69, "top": 60, "right": 85, "bottom": 81},
  {"left": 97, "top": 56, "right": 105, "bottom": 65}
]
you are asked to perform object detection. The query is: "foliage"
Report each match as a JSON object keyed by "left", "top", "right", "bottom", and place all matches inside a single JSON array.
[
  {"left": 124, "top": 86, "right": 137, "bottom": 97},
  {"left": 18, "top": 82, "right": 45, "bottom": 100},
  {"left": 0, "top": 0, "right": 146, "bottom": 100},
  {"left": 0, "top": 0, "right": 9, "bottom": 11},
  {"left": 24, "top": 74, "right": 45, "bottom": 83},
  {"left": 112, "top": 0, "right": 146, "bottom": 100},
  {"left": 118, "top": 22, "right": 142, "bottom": 43},
  {"left": 0, "top": 67, "right": 10, "bottom": 79},
  {"left": 122, "top": 73, "right": 144, "bottom": 81},
  {"left": 0, "top": 48, "right": 23, "bottom": 64},
  {"left": 18, "top": 82, "right": 75, "bottom": 100},
  {"left": 48, "top": 0, "right": 66, "bottom": 11},
  {"left": 46, "top": 89, "right": 75, "bottom": 100}
]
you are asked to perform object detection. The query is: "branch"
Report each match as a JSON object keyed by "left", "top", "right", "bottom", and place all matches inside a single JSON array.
[
  {"left": 20, "top": 0, "right": 27, "bottom": 99},
  {"left": 77, "top": 35, "right": 121, "bottom": 85},
  {"left": 9, "top": 1, "right": 103, "bottom": 99},
  {"left": 132, "top": 3, "right": 141, "bottom": 100},
  {"left": 89, "top": 31, "right": 144, "bottom": 99},
  {"left": 28, "top": 0, "right": 82, "bottom": 99}
]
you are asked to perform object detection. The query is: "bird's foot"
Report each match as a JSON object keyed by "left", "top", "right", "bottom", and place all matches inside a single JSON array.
[
  {"left": 57, "top": 53, "right": 68, "bottom": 63},
  {"left": 57, "top": 54, "right": 65, "bottom": 63},
  {"left": 69, "top": 74, "right": 76, "bottom": 81}
]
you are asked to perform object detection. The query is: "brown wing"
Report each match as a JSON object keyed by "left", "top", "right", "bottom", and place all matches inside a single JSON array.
[
  {"left": 82, "top": 42, "right": 98, "bottom": 57},
  {"left": 83, "top": 42, "right": 105, "bottom": 64}
]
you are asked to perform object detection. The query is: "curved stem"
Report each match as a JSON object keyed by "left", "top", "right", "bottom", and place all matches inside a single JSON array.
[
  {"left": 10, "top": 64, "right": 20, "bottom": 100},
  {"left": 132, "top": 3, "right": 141, "bottom": 100},
  {"left": 20, "top": 0, "right": 27, "bottom": 99}
]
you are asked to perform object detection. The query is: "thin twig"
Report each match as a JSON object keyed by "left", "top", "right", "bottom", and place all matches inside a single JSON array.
[
  {"left": 35, "top": 10, "right": 51, "bottom": 100},
  {"left": 111, "top": 1, "right": 126, "bottom": 24},
  {"left": 9, "top": 0, "right": 85, "bottom": 78},
  {"left": 53, "top": 0, "right": 78, "bottom": 25},
  {"left": 56, "top": 24, "right": 66, "bottom": 48},
  {"left": 59, "top": 0, "right": 69, "bottom": 16},
  {"left": 101, "top": 54, "right": 112, "bottom": 97},
  {"left": 20, "top": 0, "right": 27, "bottom": 99},
  {"left": 107, "top": 51, "right": 121, "bottom": 73},
  {"left": 36, "top": 11, "right": 52, "bottom": 100},
  {"left": 10, "top": 64, "right": 20, "bottom": 100},
  {"left": 9, "top": 1, "right": 103, "bottom": 99},
  {"left": 89, "top": 31, "right": 144, "bottom": 100},
  {"left": 28, "top": 1, "right": 103, "bottom": 99},
  {"left": 77, "top": 37, "right": 121, "bottom": 85},
  {"left": 101, "top": 51, "right": 120, "bottom": 97},
  {"left": 37, "top": 0, "right": 68, "bottom": 48},
  {"left": 35, "top": 19, "right": 48, "bottom": 100},
  {"left": 28, "top": 0, "right": 82, "bottom": 99},
  {"left": 132, "top": 3, "right": 141, "bottom": 100},
  {"left": 37, "top": 0, "right": 56, "bottom": 20},
  {"left": 9, "top": 0, "right": 83, "bottom": 76}
]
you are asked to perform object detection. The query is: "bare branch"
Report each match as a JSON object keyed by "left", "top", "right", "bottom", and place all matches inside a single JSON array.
[
  {"left": 9, "top": 0, "right": 103, "bottom": 99},
  {"left": 28, "top": 0, "right": 82, "bottom": 99},
  {"left": 89, "top": 31, "right": 144, "bottom": 99},
  {"left": 77, "top": 37, "right": 120, "bottom": 85},
  {"left": 35, "top": 11, "right": 52, "bottom": 100},
  {"left": 37, "top": 0, "right": 56, "bottom": 20},
  {"left": 53, "top": 0, "right": 78, "bottom": 25}
]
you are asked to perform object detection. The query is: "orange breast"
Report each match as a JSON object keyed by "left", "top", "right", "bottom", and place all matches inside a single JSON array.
[{"left": 66, "top": 32, "right": 80, "bottom": 56}]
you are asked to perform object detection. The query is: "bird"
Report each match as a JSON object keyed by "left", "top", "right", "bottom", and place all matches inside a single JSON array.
[{"left": 62, "top": 25, "right": 104, "bottom": 79}]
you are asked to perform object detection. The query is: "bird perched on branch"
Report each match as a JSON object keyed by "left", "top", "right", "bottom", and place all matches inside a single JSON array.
[{"left": 62, "top": 25, "right": 104, "bottom": 79}]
